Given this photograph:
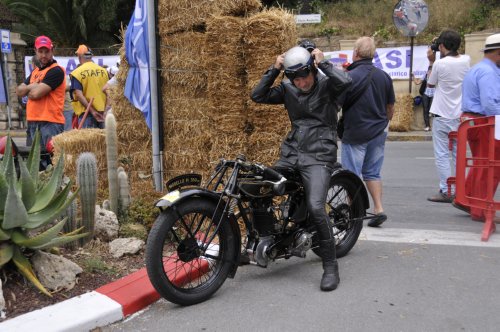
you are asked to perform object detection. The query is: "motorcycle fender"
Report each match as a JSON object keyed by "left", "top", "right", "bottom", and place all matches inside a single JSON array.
[
  {"left": 331, "top": 168, "right": 370, "bottom": 210},
  {"left": 155, "top": 188, "right": 241, "bottom": 278}
]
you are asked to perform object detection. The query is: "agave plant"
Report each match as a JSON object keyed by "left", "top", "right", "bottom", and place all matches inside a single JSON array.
[{"left": 0, "top": 132, "right": 87, "bottom": 297}]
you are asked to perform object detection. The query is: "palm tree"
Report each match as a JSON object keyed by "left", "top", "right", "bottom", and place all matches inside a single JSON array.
[{"left": 1, "top": 0, "right": 132, "bottom": 50}]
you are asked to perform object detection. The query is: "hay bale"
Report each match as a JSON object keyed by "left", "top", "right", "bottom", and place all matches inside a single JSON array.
[
  {"left": 244, "top": 8, "right": 297, "bottom": 84},
  {"left": 160, "top": 31, "right": 207, "bottom": 92},
  {"left": 52, "top": 129, "right": 108, "bottom": 196},
  {"left": 158, "top": 0, "right": 261, "bottom": 34},
  {"left": 389, "top": 94, "right": 414, "bottom": 132}
]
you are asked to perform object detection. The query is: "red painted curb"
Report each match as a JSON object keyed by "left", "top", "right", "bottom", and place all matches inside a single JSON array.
[
  {"left": 96, "top": 268, "right": 160, "bottom": 317},
  {"left": 95, "top": 258, "right": 209, "bottom": 317}
]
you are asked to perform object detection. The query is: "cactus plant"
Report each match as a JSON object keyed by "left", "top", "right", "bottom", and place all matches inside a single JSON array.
[
  {"left": 0, "top": 132, "right": 86, "bottom": 297},
  {"left": 105, "top": 112, "right": 119, "bottom": 215},
  {"left": 118, "top": 168, "right": 130, "bottom": 218},
  {"left": 76, "top": 152, "right": 98, "bottom": 246},
  {"left": 61, "top": 191, "right": 78, "bottom": 250}
]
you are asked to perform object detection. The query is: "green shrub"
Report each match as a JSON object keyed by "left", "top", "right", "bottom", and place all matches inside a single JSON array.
[{"left": 0, "top": 132, "right": 86, "bottom": 296}]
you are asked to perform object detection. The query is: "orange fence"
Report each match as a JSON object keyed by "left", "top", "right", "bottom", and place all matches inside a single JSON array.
[{"left": 447, "top": 115, "right": 500, "bottom": 241}]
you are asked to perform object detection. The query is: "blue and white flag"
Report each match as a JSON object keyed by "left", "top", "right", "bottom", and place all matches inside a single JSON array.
[{"left": 124, "top": 0, "right": 152, "bottom": 129}]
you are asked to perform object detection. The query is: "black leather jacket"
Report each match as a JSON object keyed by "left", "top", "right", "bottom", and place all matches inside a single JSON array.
[{"left": 251, "top": 61, "right": 352, "bottom": 167}]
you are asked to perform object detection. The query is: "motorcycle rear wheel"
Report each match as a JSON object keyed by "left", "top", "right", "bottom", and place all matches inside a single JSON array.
[
  {"left": 313, "top": 176, "right": 365, "bottom": 258},
  {"left": 146, "top": 198, "right": 236, "bottom": 306}
]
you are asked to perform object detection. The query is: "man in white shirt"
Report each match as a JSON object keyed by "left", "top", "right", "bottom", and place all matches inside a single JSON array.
[{"left": 426, "top": 30, "right": 470, "bottom": 203}]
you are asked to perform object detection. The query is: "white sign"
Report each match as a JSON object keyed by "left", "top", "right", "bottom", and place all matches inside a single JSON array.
[
  {"left": 295, "top": 14, "right": 321, "bottom": 24},
  {"left": 24, "top": 55, "right": 120, "bottom": 77},
  {"left": 1, "top": 30, "right": 11, "bottom": 53},
  {"left": 325, "top": 45, "right": 433, "bottom": 80}
]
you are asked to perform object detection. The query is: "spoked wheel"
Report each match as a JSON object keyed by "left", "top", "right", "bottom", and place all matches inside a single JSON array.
[
  {"left": 313, "top": 176, "right": 365, "bottom": 258},
  {"left": 146, "top": 198, "right": 236, "bottom": 306}
]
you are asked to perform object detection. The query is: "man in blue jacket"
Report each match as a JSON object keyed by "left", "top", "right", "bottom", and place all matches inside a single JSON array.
[{"left": 340, "top": 36, "right": 395, "bottom": 227}]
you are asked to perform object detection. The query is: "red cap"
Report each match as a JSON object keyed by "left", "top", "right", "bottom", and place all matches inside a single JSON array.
[{"left": 34, "top": 36, "right": 53, "bottom": 50}]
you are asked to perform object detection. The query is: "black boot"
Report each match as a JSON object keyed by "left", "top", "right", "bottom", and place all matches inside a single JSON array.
[{"left": 319, "top": 239, "right": 339, "bottom": 291}]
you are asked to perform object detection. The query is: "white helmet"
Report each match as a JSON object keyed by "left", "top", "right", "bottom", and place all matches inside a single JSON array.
[{"left": 283, "top": 46, "right": 315, "bottom": 80}]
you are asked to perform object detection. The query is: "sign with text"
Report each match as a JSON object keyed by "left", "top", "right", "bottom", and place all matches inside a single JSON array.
[
  {"left": 1, "top": 30, "right": 11, "bottom": 53},
  {"left": 24, "top": 55, "right": 120, "bottom": 77},
  {"left": 325, "top": 45, "right": 433, "bottom": 80},
  {"left": 295, "top": 14, "right": 321, "bottom": 24}
]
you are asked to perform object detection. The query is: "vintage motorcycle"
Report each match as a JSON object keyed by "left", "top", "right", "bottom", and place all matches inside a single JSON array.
[{"left": 145, "top": 154, "right": 370, "bottom": 306}]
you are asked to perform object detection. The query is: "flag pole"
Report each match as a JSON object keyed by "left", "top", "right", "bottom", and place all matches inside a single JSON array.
[{"left": 147, "top": 0, "right": 163, "bottom": 192}]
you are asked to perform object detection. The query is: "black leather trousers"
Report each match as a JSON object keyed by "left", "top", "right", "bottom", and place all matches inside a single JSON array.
[
  {"left": 275, "top": 161, "right": 334, "bottom": 241},
  {"left": 299, "top": 164, "right": 334, "bottom": 241}
]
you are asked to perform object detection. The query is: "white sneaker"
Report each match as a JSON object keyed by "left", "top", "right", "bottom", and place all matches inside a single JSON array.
[{"left": 424, "top": 127, "right": 430, "bottom": 132}]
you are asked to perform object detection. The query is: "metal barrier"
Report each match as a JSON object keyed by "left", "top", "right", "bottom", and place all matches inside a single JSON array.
[{"left": 447, "top": 115, "right": 500, "bottom": 241}]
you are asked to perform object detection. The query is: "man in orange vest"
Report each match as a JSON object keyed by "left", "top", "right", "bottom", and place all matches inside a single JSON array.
[
  {"left": 70, "top": 44, "right": 110, "bottom": 128},
  {"left": 16, "top": 35, "right": 65, "bottom": 169}
]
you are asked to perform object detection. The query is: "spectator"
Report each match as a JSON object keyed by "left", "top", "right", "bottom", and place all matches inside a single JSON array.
[
  {"left": 63, "top": 74, "right": 73, "bottom": 131},
  {"left": 426, "top": 30, "right": 470, "bottom": 203},
  {"left": 70, "top": 45, "right": 110, "bottom": 129},
  {"left": 15, "top": 35, "right": 65, "bottom": 169},
  {"left": 340, "top": 36, "right": 395, "bottom": 227},
  {"left": 454, "top": 33, "right": 500, "bottom": 219},
  {"left": 412, "top": 49, "right": 436, "bottom": 131}
]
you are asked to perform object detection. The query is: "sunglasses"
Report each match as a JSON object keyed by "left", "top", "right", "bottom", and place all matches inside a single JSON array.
[{"left": 284, "top": 65, "right": 312, "bottom": 81}]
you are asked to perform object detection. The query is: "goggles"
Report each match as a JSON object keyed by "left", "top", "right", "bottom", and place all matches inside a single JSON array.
[{"left": 284, "top": 65, "right": 312, "bottom": 81}]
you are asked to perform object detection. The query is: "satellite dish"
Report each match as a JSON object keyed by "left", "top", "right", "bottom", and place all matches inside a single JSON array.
[{"left": 392, "top": 0, "right": 429, "bottom": 37}]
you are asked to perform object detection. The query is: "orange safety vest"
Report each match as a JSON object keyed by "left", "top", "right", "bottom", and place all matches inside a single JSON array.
[
  {"left": 70, "top": 61, "right": 109, "bottom": 116},
  {"left": 27, "top": 62, "right": 66, "bottom": 124}
]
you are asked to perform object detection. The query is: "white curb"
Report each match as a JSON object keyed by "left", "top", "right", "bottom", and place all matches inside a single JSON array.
[{"left": 0, "top": 291, "right": 123, "bottom": 332}]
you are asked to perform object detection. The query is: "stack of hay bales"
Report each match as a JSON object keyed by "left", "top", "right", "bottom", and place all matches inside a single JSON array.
[
  {"left": 205, "top": 16, "right": 248, "bottom": 162},
  {"left": 159, "top": 31, "right": 211, "bottom": 180},
  {"left": 244, "top": 8, "right": 297, "bottom": 166},
  {"left": 389, "top": 94, "right": 414, "bottom": 132},
  {"left": 54, "top": 1, "right": 297, "bottom": 198}
]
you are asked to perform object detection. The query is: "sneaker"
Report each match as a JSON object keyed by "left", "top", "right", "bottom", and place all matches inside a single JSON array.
[
  {"left": 368, "top": 213, "right": 387, "bottom": 227},
  {"left": 427, "top": 190, "right": 453, "bottom": 203},
  {"left": 424, "top": 126, "right": 430, "bottom": 132}
]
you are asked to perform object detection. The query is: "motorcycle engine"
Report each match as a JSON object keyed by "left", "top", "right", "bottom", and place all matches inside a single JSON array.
[
  {"left": 290, "top": 231, "right": 313, "bottom": 258},
  {"left": 255, "top": 235, "right": 274, "bottom": 267}
]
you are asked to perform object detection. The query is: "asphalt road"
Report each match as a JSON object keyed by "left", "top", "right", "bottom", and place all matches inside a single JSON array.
[{"left": 103, "top": 141, "right": 500, "bottom": 332}]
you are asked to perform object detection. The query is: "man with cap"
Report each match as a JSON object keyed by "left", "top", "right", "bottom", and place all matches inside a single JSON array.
[
  {"left": 15, "top": 35, "right": 65, "bottom": 169},
  {"left": 453, "top": 33, "right": 500, "bottom": 219},
  {"left": 70, "top": 44, "right": 110, "bottom": 128}
]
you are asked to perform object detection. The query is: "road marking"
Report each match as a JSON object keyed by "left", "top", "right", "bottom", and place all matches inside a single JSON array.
[{"left": 359, "top": 227, "right": 500, "bottom": 248}]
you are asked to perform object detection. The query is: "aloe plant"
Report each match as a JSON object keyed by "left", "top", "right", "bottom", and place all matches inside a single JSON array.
[{"left": 0, "top": 132, "right": 87, "bottom": 297}]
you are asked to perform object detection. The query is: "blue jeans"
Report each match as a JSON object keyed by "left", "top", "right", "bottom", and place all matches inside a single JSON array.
[
  {"left": 26, "top": 121, "right": 64, "bottom": 170},
  {"left": 341, "top": 131, "right": 387, "bottom": 181},
  {"left": 432, "top": 117, "right": 459, "bottom": 194},
  {"left": 79, "top": 113, "right": 105, "bottom": 129},
  {"left": 63, "top": 110, "right": 74, "bottom": 131}
]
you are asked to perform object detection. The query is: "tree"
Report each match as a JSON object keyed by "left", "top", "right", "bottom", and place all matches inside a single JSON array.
[{"left": 1, "top": 0, "right": 134, "bottom": 50}]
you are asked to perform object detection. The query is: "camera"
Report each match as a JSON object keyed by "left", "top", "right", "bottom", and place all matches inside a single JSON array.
[{"left": 430, "top": 38, "right": 440, "bottom": 52}]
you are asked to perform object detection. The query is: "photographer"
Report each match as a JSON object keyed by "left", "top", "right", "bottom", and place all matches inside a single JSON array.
[{"left": 426, "top": 30, "right": 470, "bottom": 203}]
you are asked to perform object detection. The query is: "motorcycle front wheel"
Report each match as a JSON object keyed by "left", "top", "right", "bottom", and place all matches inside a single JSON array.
[
  {"left": 313, "top": 176, "right": 365, "bottom": 258},
  {"left": 146, "top": 197, "right": 237, "bottom": 306}
]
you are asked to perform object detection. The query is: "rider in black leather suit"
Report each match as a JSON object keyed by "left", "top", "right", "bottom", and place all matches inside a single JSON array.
[{"left": 251, "top": 46, "right": 352, "bottom": 291}]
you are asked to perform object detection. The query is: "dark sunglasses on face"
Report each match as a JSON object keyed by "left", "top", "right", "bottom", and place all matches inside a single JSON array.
[{"left": 284, "top": 65, "right": 312, "bottom": 81}]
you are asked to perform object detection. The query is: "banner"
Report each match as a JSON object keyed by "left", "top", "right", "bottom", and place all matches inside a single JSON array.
[
  {"left": 124, "top": 0, "right": 152, "bottom": 129},
  {"left": 24, "top": 55, "right": 120, "bottom": 78},
  {"left": 325, "top": 45, "right": 433, "bottom": 79}
]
